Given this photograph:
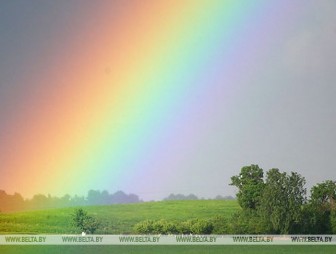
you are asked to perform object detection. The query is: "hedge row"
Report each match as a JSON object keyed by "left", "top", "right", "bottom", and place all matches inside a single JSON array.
[{"left": 133, "top": 216, "right": 230, "bottom": 234}]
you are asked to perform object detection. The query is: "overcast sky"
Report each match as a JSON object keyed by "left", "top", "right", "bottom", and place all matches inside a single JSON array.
[{"left": 0, "top": 1, "right": 335, "bottom": 200}]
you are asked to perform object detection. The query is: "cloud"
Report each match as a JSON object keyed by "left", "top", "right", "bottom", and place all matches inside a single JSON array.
[{"left": 282, "top": 6, "right": 336, "bottom": 78}]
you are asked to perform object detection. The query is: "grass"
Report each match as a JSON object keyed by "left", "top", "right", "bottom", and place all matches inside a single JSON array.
[
  {"left": 0, "top": 200, "right": 239, "bottom": 234},
  {"left": 1, "top": 245, "right": 336, "bottom": 254},
  {"left": 1, "top": 200, "right": 335, "bottom": 253}
]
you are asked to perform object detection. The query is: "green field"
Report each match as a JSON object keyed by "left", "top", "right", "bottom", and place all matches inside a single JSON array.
[
  {"left": 1, "top": 200, "right": 335, "bottom": 253},
  {"left": 1, "top": 245, "right": 336, "bottom": 254},
  {"left": 0, "top": 200, "right": 239, "bottom": 234}
]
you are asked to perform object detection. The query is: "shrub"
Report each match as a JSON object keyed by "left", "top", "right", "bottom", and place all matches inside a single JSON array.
[
  {"left": 153, "top": 220, "right": 179, "bottom": 234},
  {"left": 134, "top": 219, "right": 214, "bottom": 234},
  {"left": 134, "top": 219, "right": 179, "bottom": 234},
  {"left": 72, "top": 208, "right": 101, "bottom": 234},
  {"left": 189, "top": 219, "right": 214, "bottom": 234},
  {"left": 134, "top": 220, "right": 155, "bottom": 234},
  {"left": 229, "top": 210, "right": 271, "bottom": 234},
  {"left": 177, "top": 220, "right": 193, "bottom": 234},
  {"left": 210, "top": 215, "right": 230, "bottom": 234}
]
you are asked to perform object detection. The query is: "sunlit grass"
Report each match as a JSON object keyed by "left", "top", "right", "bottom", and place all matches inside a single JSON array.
[{"left": 0, "top": 200, "right": 239, "bottom": 234}]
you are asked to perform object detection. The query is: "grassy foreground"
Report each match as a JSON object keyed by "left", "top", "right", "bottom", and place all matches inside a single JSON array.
[
  {"left": 1, "top": 245, "right": 336, "bottom": 254},
  {"left": 1, "top": 200, "right": 335, "bottom": 253},
  {"left": 0, "top": 200, "right": 239, "bottom": 234}
]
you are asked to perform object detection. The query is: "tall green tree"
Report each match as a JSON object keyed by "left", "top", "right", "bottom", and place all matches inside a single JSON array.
[
  {"left": 230, "top": 165, "right": 265, "bottom": 210},
  {"left": 308, "top": 180, "right": 336, "bottom": 233},
  {"left": 311, "top": 180, "right": 336, "bottom": 209},
  {"left": 259, "top": 169, "right": 306, "bottom": 234}
]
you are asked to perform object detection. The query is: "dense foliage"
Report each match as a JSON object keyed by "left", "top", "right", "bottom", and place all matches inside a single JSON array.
[
  {"left": 134, "top": 219, "right": 214, "bottom": 234},
  {"left": 230, "top": 165, "right": 336, "bottom": 234}
]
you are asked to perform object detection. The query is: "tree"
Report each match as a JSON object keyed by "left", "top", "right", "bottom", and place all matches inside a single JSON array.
[
  {"left": 72, "top": 208, "right": 101, "bottom": 234},
  {"left": 229, "top": 209, "right": 271, "bottom": 234},
  {"left": 0, "top": 190, "right": 25, "bottom": 212},
  {"left": 87, "top": 190, "right": 102, "bottom": 205},
  {"left": 311, "top": 180, "right": 336, "bottom": 210},
  {"left": 308, "top": 180, "right": 336, "bottom": 233},
  {"left": 259, "top": 169, "right": 306, "bottom": 234},
  {"left": 29, "top": 194, "right": 49, "bottom": 210},
  {"left": 230, "top": 165, "right": 265, "bottom": 210}
]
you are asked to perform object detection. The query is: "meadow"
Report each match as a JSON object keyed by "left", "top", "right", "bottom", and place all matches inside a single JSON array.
[
  {"left": 1, "top": 200, "right": 335, "bottom": 254},
  {"left": 0, "top": 200, "right": 239, "bottom": 234}
]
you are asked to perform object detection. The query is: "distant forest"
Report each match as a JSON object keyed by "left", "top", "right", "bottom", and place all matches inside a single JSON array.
[
  {"left": 163, "top": 193, "right": 234, "bottom": 201},
  {"left": 0, "top": 190, "right": 234, "bottom": 212},
  {"left": 0, "top": 190, "right": 141, "bottom": 212}
]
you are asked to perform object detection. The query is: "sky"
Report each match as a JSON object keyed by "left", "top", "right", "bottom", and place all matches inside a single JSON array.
[{"left": 0, "top": 0, "right": 335, "bottom": 201}]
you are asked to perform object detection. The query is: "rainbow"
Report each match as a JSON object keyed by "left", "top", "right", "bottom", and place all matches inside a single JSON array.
[{"left": 1, "top": 0, "right": 299, "bottom": 199}]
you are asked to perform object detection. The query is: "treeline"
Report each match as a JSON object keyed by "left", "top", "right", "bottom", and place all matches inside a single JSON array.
[
  {"left": 230, "top": 165, "right": 336, "bottom": 234},
  {"left": 163, "top": 193, "right": 234, "bottom": 201},
  {"left": 134, "top": 165, "right": 336, "bottom": 235},
  {"left": 0, "top": 190, "right": 142, "bottom": 212},
  {"left": 0, "top": 189, "right": 235, "bottom": 212}
]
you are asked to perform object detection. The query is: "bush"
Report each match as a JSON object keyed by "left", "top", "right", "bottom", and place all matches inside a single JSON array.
[
  {"left": 72, "top": 208, "right": 101, "bottom": 234},
  {"left": 177, "top": 219, "right": 214, "bottom": 234},
  {"left": 153, "top": 220, "right": 179, "bottom": 234},
  {"left": 134, "top": 220, "right": 179, "bottom": 234},
  {"left": 177, "top": 220, "right": 193, "bottom": 234},
  {"left": 134, "top": 219, "right": 214, "bottom": 234},
  {"left": 210, "top": 215, "right": 230, "bottom": 234},
  {"left": 134, "top": 220, "right": 155, "bottom": 234},
  {"left": 229, "top": 210, "right": 271, "bottom": 234},
  {"left": 189, "top": 219, "right": 214, "bottom": 234}
]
